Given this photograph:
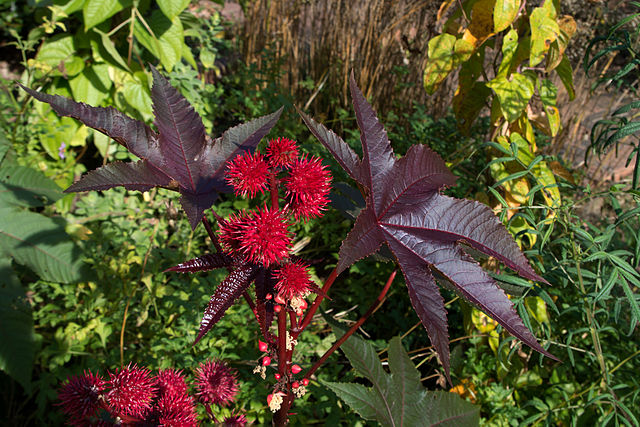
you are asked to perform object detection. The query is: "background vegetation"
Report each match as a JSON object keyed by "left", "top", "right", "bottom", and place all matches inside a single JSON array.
[{"left": 1, "top": 0, "right": 639, "bottom": 425}]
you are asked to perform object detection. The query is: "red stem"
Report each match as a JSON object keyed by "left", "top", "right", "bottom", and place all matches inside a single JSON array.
[
  {"left": 274, "top": 307, "right": 292, "bottom": 426},
  {"left": 269, "top": 171, "right": 279, "bottom": 210},
  {"left": 303, "top": 269, "right": 397, "bottom": 380},
  {"left": 293, "top": 267, "right": 338, "bottom": 338}
]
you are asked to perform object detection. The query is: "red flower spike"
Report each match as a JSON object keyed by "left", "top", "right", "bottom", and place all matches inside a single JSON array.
[
  {"left": 284, "top": 154, "right": 332, "bottom": 220},
  {"left": 106, "top": 364, "right": 156, "bottom": 419},
  {"left": 302, "top": 378, "right": 309, "bottom": 386},
  {"left": 237, "top": 205, "right": 292, "bottom": 266},
  {"left": 262, "top": 356, "right": 272, "bottom": 366},
  {"left": 292, "top": 381, "right": 299, "bottom": 389},
  {"left": 273, "top": 261, "right": 313, "bottom": 301},
  {"left": 266, "top": 137, "right": 299, "bottom": 169},
  {"left": 57, "top": 371, "right": 106, "bottom": 424},
  {"left": 155, "top": 368, "right": 188, "bottom": 399},
  {"left": 291, "top": 365, "right": 302, "bottom": 374},
  {"left": 258, "top": 340, "right": 268, "bottom": 352},
  {"left": 195, "top": 360, "right": 239, "bottom": 406},
  {"left": 274, "top": 373, "right": 281, "bottom": 380},
  {"left": 226, "top": 151, "right": 270, "bottom": 198}
]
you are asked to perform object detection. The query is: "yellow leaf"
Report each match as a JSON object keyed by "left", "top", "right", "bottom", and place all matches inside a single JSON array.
[
  {"left": 529, "top": 3, "right": 560, "bottom": 66},
  {"left": 463, "top": 0, "right": 496, "bottom": 47},
  {"left": 494, "top": 0, "right": 521, "bottom": 32}
]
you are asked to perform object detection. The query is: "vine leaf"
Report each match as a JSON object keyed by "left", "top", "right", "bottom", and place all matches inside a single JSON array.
[
  {"left": 303, "top": 73, "right": 556, "bottom": 381},
  {"left": 19, "top": 68, "right": 282, "bottom": 229}
]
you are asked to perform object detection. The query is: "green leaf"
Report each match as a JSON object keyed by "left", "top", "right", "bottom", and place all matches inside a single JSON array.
[
  {"left": 69, "top": 63, "right": 113, "bottom": 106},
  {"left": 0, "top": 259, "right": 34, "bottom": 393},
  {"left": 158, "top": 0, "right": 190, "bottom": 19},
  {"left": 0, "top": 207, "right": 87, "bottom": 283},
  {"left": 35, "top": 35, "right": 84, "bottom": 77},
  {"left": 494, "top": 0, "right": 521, "bottom": 32},
  {"left": 538, "top": 79, "right": 560, "bottom": 136},
  {"left": 134, "top": 11, "right": 184, "bottom": 71},
  {"left": 497, "top": 29, "right": 518, "bottom": 78},
  {"left": 322, "top": 381, "right": 388, "bottom": 422},
  {"left": 487, "top": 73, "right": 535, "bottom": 123},
  {"left": 0, "top": 164, "right": 63, "bottom": 207},
  {"left": 424, "top": 34, "right": 457, "bottom": 95},
  {"left": 555, "top": 55, "right": 574, "bottom": 100},
  {"left": 83, "top": 0, "right": 128, "bottom": 31},
  {"left": 92, "top": 28, "right": 132, "bottom": 72},
  {"left": 415, "top": 391, "right": 480, "bottom": 426},
  {"left": 529, "top": 3, "right": 559, "bottom": 66},
  {"left": 120, "top": 73, "right": 153, "bottom": 120}
]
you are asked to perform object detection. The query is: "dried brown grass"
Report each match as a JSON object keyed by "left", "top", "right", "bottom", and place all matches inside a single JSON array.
[{"left": 241, "top": 0, "right": 451, "bottom": 119}]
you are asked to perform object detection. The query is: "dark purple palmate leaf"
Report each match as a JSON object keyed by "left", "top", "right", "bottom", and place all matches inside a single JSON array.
[
  {"left": 19, "top": 68, "right": 282, "bottom": 229},
  {"left": 164, "top": 253, "right": 233, "bottom": 273},
  {"left": 300, "top": 72, "right": 556, "bottom": 381},
  {"left": 195, "top": 263, "right": 259, "bottom": 344}
]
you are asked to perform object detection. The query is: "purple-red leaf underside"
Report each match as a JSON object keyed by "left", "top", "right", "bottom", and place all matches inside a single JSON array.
[
  {"left": 349, "top": 72, "right": 395, "bottom": 210},
  {"left": 387, "top": 239, "right": 451, "bottom": 383},
  {"left": 151, "top": 66, "right": 206, "bottom": 193},
  {"left": 336, "top": 203, "right": 384, "bottom": 274},
  {"left": 382, "top": 193, "right": 546, "bottom": 284},
  {"left": 18, "top": 84, "right": 158, "bottom": 161},
  {"left": 164, "top": 253, "right": 232, "bottom": 273},
  {"left": 297, "top": 107, "right": 364, "bottom": 184},
  {"left": 194, "top": 264, "right": 258, "bottom": 345},
  {"left": 65, "top": 160, "right": 171, "bottom": 193}
]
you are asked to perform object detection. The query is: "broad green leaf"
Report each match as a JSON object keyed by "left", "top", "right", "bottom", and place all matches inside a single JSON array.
[
  {"left": 494, "top": 0, "right": 521, "bottom": 32},
  {"left": 0, "top": 258, "right": 34, "bottom": 393},
  {"left": 0, "top": 132, "right": 9, "bottom": 166},
  {"left": 83, "top": 0, "right": 127, "bottom": 31},
  {"left": 0, "top": 207, "right": 88, "bottom": 283},
  {"left": 59, "top": 0, "right": 86, "bottom": 15},
  {"left": 497, "top": 29, "right": 518, "bottom": 78},
  {"left": 415, "top": 391, "right": 480, "bottom": 426},
  {"left": 463, "top": 0, "right": 496, "bottom": 47},
  {"left": 453, "top": 81, "right": 491, "bottom": 134},
  {"left": 322, "top": 381, "right": 389, "bottom": 423},
  {"left": 34, "top": 35, "right": 84, "bottom": 77},
  {"left": 92, "top": 28, "right": 132, "bottom": 72},
  {"left": 134, "top": 11, "right": 184, "bottom": 71},
  {"left": 158, "top": 0, "right": 190, "bottom": 19},
  {"left": 556, "top": 55, "right": 575, "bottom": 100},
  {"left": 424, "top": 34, "right": 457, "bottom": 95},
  {"left": 0, "top": 164, "right": 63, "bottom": 207},
  {"left": 120, "top": 73, "right": 153, "bottom": 120},
  {"left": 529, "top": 3, "right": 559, "bottom": 66},
  {"left": 538, "top": 79, "right": 561, "bottom": 136},
  {"left": 38, "top": 115, "right": 87, "bottom": 158},
  {"left": 69, "top": 63, "right": 113, "bottom": 106},
  {"left": 487, "top": 73, "right": 534, "bottom": 123}
]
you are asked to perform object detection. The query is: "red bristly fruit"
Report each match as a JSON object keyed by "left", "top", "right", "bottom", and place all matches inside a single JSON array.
[
  {"left": 226, "top": 151, "right": 270, "bottom": 198},
  {"left": 57, "top": 371, "right": 106, "bottom": 425},
  {"left": 194, "top": 360, "right": 239, "bottom": 406},
  {"left": 273, "top": 261, "right": 313, "bottom": 301},
  {"left": 106, "top": 364, "right": 157, "bottom": 419},
  {"left": 265, "top": 137, "right": 299, "bottom": 169}
]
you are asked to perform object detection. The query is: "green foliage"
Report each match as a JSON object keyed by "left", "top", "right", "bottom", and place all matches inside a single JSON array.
[
  {"left": 325, "top": 319, "right": 479, "bottom": 426},
  {"left": 584, "top": 2, "right": 640, "bottom": 189}
]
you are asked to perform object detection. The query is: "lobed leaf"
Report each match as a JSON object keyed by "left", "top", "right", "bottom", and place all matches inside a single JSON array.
[
  {"left": 66, "top": 161, "right": 171, "bottom": 193},
  {"left": 194, "top": 264, "right": 258, "bottom": 344},
  {"left": 164, "top": 253, "right": 233, "bottom": 273}
]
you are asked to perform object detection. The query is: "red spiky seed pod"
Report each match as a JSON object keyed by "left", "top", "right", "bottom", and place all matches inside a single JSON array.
[
  {"left": 57, "top": 371, "right": 106, "bottom": 424},
  {"left": 226, "top": 151, "right": 270, "bottom": 198},
  {"left": 284, "top": 154, "right": 332, "bottom": 220},
  {"left": 155, "top": 368, "right": 188, "bottom": 399},
  {"left": 223, "top": 411, "right": 248, "bottom": 426},
  {"left": 265, "top": 137, "right": 299, "bottom": 169},
  {"left": 237, "top": 205, "right": 292, "bottom": 266},
  {"left": 218, "top": 210, "right": 249, "bottom": 254},
  {"left": 273, "top": 261, "right": 313, "bottom": 301},
  {"left": 194, "top": 360, "right": 239, "bottom": 406},
  {"left": 106, "top": 364, "right": 156, "bottom": 419},
  {"left": 156, "top": 392, "right": 198, "bottom": 427}
]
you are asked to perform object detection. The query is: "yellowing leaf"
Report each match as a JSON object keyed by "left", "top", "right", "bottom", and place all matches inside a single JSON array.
[
  {"left": 463, "top": 0, "right": 496, "bottom": 47},
  {"left": 546, "top": 15, "right": 577, "bottom": 72},
  {"left": 487, "top": 73, "right": 535, "bottom": 123},
  {"left": 494, "top": 0, "right": 521, "bottom": 32},
  {"left": 497, "top": 29, "right": 519, "bottom": 78},
  {"left": 529, "top": 3, "right": 560, "bottom": 66},
  {"left": 424, "top": 34, "right": 457, "bottom": 94}
]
